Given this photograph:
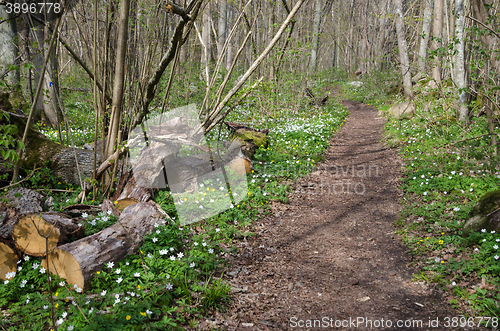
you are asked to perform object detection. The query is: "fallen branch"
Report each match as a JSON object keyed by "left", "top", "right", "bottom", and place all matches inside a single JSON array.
[{"left": 450, "top": 133, "right": 500, "bottom": 145}]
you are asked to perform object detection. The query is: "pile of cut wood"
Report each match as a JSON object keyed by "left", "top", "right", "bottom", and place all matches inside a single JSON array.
[{"left": 0, "top": 187, "right": 168, "bottom": 290}]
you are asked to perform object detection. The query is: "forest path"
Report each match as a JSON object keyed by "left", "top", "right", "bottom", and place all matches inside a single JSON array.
[{"left": 219, "top": 99, "right": 464, "bottom": 331}]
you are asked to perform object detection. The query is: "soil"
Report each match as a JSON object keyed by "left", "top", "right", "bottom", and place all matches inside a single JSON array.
[{"left": 207, "top": 99, "right": 489, "bottom": 331}]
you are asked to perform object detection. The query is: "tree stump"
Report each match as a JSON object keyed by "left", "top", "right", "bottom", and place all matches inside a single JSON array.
[
  {"left": 41, "top": 201, "right": 167, "bottom": 290},
  {"left": 11, "top": 213, "right": 85, "bottom": 257}
]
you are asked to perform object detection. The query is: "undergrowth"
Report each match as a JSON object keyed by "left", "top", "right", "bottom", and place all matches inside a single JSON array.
[
  {"left": 0, "top": 75, "right": 347, "bottom": 330},
  {"left": 342, "top": 70, "right": 500, "bottom": 324}
]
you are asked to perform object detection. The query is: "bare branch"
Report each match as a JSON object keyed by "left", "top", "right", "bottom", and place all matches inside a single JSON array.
[
  {"left": 199, "top": 0, "right": 306, "bottom": 134},
  {"left": 165, "top": 2, "right": 192, "bottom": 21},
  {"left": 466, "top": 15, "right": 500, "bottom": 40}
]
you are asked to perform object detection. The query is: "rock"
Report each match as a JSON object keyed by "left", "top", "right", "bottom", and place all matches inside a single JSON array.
[
  {"left": 388, "top": 102, "right": 415, "bottom": 119},
  {"left": 463, "top": 190, "right": 500, "bottom": 237},
  {"left": 348, "top": 81, "right": 363, "bottom": 88}
]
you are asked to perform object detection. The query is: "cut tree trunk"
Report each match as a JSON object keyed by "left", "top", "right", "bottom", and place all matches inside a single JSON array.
[
  {"left": 0, "top": 187, "right": 45, "bottom": 240},
  {"left": 41, "top": 201, "right": 167, "bottom": 290},
  {"left": 12, "top": 213, "right": 85, "bottom": 257},
  {"left": 0, "top": 242, "right": 18, "bottom": 280},
  {"left": 0, "top": 112, "right": 101, "bottom": 185}
]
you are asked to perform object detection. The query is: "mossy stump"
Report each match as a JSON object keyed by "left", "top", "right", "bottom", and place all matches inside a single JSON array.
[{"left": 462, "top": 190, "right": 500, "bottom": 237}]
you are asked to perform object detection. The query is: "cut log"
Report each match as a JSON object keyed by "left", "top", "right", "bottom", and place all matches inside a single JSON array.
[
  {"left": 113, "top": 171, "right": 153, "bottom": 202},
  {"left": 0, "top": 187, "right": 46, "bottom": 240},
  {"left": 0, "top": 242, "right": 18, "bottom": 280},
  {"left": 41, "top": 201, "right": 167, "bottom": 290},
  {"left": 0, "top": 111, "right": 101, "bottom": 185},
  {"left": 11, "top": 213, "right": 85, "bottom": 257},
  {"left": 114, "top": 198, "right": 139, "bottom": 212}
]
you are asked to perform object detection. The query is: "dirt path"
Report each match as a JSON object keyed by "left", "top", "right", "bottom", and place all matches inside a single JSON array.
[{"left": 220, "top": 100, "right": 463, "bottom": 330}]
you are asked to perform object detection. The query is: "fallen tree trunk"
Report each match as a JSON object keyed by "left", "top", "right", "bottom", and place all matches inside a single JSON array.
[
  {"left": 41, "top": 201, "right": 166, "bottom": 290},
  {"left": 0, "top": 242, "right": 18, "bottom": 280},
  {"left": 1, "top": 112, "right": 101, "bottom": 185},
  {"left": 11, "top": 213, "right": 85, "bottom": 257}
]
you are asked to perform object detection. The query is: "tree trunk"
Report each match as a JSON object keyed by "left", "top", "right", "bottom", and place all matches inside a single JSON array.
[
  {"left": 105, "top": 0, "right": 130, "bottom": 162},
  {"left": 0, "top": 6, "right": 20, "bottom": 88},
  {"left": 418, "top": 0, "right": 434, "bottom": 73},
  {"left": 226, "top": 4, "right": 233, "bottom": 71},
  {"left": 454, "top": 0, "right": 468, "bottom": 123},
  {"left": 394, "top": 0, "right": 414, "bottom": 98},
  {"left": 217, "top": 0, "right": 227, "bottom": 64},
  {"left": 41, "top": 202, "right": 166, "bottom": 290},
  {"left": 432, "top": 0, "right": 444, "bottom": 84},
  {"left": 12, "top": 213, "right": 84, "bottom": 257},
  {"left": 471, "top": 0, "right": 500, "bottom": 74},
  {"left": 201, "top": 3, "right": 212, "bottom": 80},
  {"left": 0, "top": 242, "right": 18, "bottom": 280},
  {"left": 310, "top": 0, "right": 322, "bottom": 72},
  {"left": 1, "top": 113, "right": 101, "bottom": 185}
]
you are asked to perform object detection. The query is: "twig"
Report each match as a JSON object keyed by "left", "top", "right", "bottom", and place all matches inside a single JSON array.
[
  {"left": 199, "top": 0, "right": 306, "bottom": 134},
  {"left": 2, "top": 166, "right": 40, "bottom": 190},
  {"left": 466, "top": 16, "right": 500, "bottom": 40},
  {"left": 450, "top": 133, "right": 500, "bottom": 145}
]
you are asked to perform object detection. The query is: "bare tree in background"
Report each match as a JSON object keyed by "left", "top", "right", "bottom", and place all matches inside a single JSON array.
[
  {"left": 310, "top": 0, "right": 321, "bottom": 72},
  {"left": 418, "top": 0, "right": 434, "bottom": 74},
  {"left": 431, "top": 0, "right": 444, "bottom": 85},
  {"left": 453, "top": 0, "right": 468, "bottom": 122},
  {"left": 0, "top": 6, "right": 20, "bottom": 88},
  {"left": 394, "top": 0, "right": 413, "bottom": 98}
]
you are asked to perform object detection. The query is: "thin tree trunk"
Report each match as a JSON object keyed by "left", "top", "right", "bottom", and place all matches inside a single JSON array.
[
  {"left": 395, "top": 0, "right": 414, "bottom": 98},
  {"left": 454, "top": 0, "right": 468, "bottom": 123},
  {"left": 201, "top": 3, "right": 211, "bottom": 81},
  {"left": 226, "top": 3, "right": 233, "bottom": 71},
  {"left": 217, "top": 0, "right": 227, "bottom": 65},
  {"left": 310, "top": 0, "right": 322, "bottom": 72},
  {"left": 105, "top": 0, "right": 130, "bottom": 162},
  {"left": 432, "top": 0, "right": 444, "bottom": 84},
  {"left": 418, "top": 0, "right": 434, "bottom": 73}
]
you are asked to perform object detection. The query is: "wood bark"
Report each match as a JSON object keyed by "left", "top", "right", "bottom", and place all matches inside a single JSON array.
[
  {"left": 418, "top": 0, "right": 434, "bottom": 73},
  {"left": 201, "top": 2, "right": 212, "bottom": 82},
  {"left": 41, "top": 202, "right": 166, "bottom": 290},
  {"left": 217, "top": 0, "right": 228, "bottom": 64},
  {"left": 432, "top": 0, "right": 444, "bottom": 84},
  {"left": 454, "top": 0, "right": 468, "bottom": 122},
  {"left": 2, "top": 113, "right": 101, "bottom": 185},
  {"left": 310, "top": 0, "right": 322, "bottom": 72},
  {"left": 0, "top": 5, "right": 20, "bottom": 87},
  {"left": 394, "top": 0, "right": 414, "bottom": 98},
  {"left": 105, "top": 0, "right": 130, "bottom": 160}
]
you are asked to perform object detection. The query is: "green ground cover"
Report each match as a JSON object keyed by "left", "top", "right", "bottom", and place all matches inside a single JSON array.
[{"left": 0, "top": 77, "right": 348, "bottom": 330}]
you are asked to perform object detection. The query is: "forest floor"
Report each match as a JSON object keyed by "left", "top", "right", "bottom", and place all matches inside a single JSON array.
[{"left": 210, "top": 98, "right": 487, "bottom": 330}]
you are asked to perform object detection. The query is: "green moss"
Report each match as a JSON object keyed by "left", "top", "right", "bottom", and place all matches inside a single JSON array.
[
  {"left": 469, "top": 190, "right": 500, "bottom": 217},
  {"left": 233, "top": 130, "right": 268, "bottom": 148}
]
